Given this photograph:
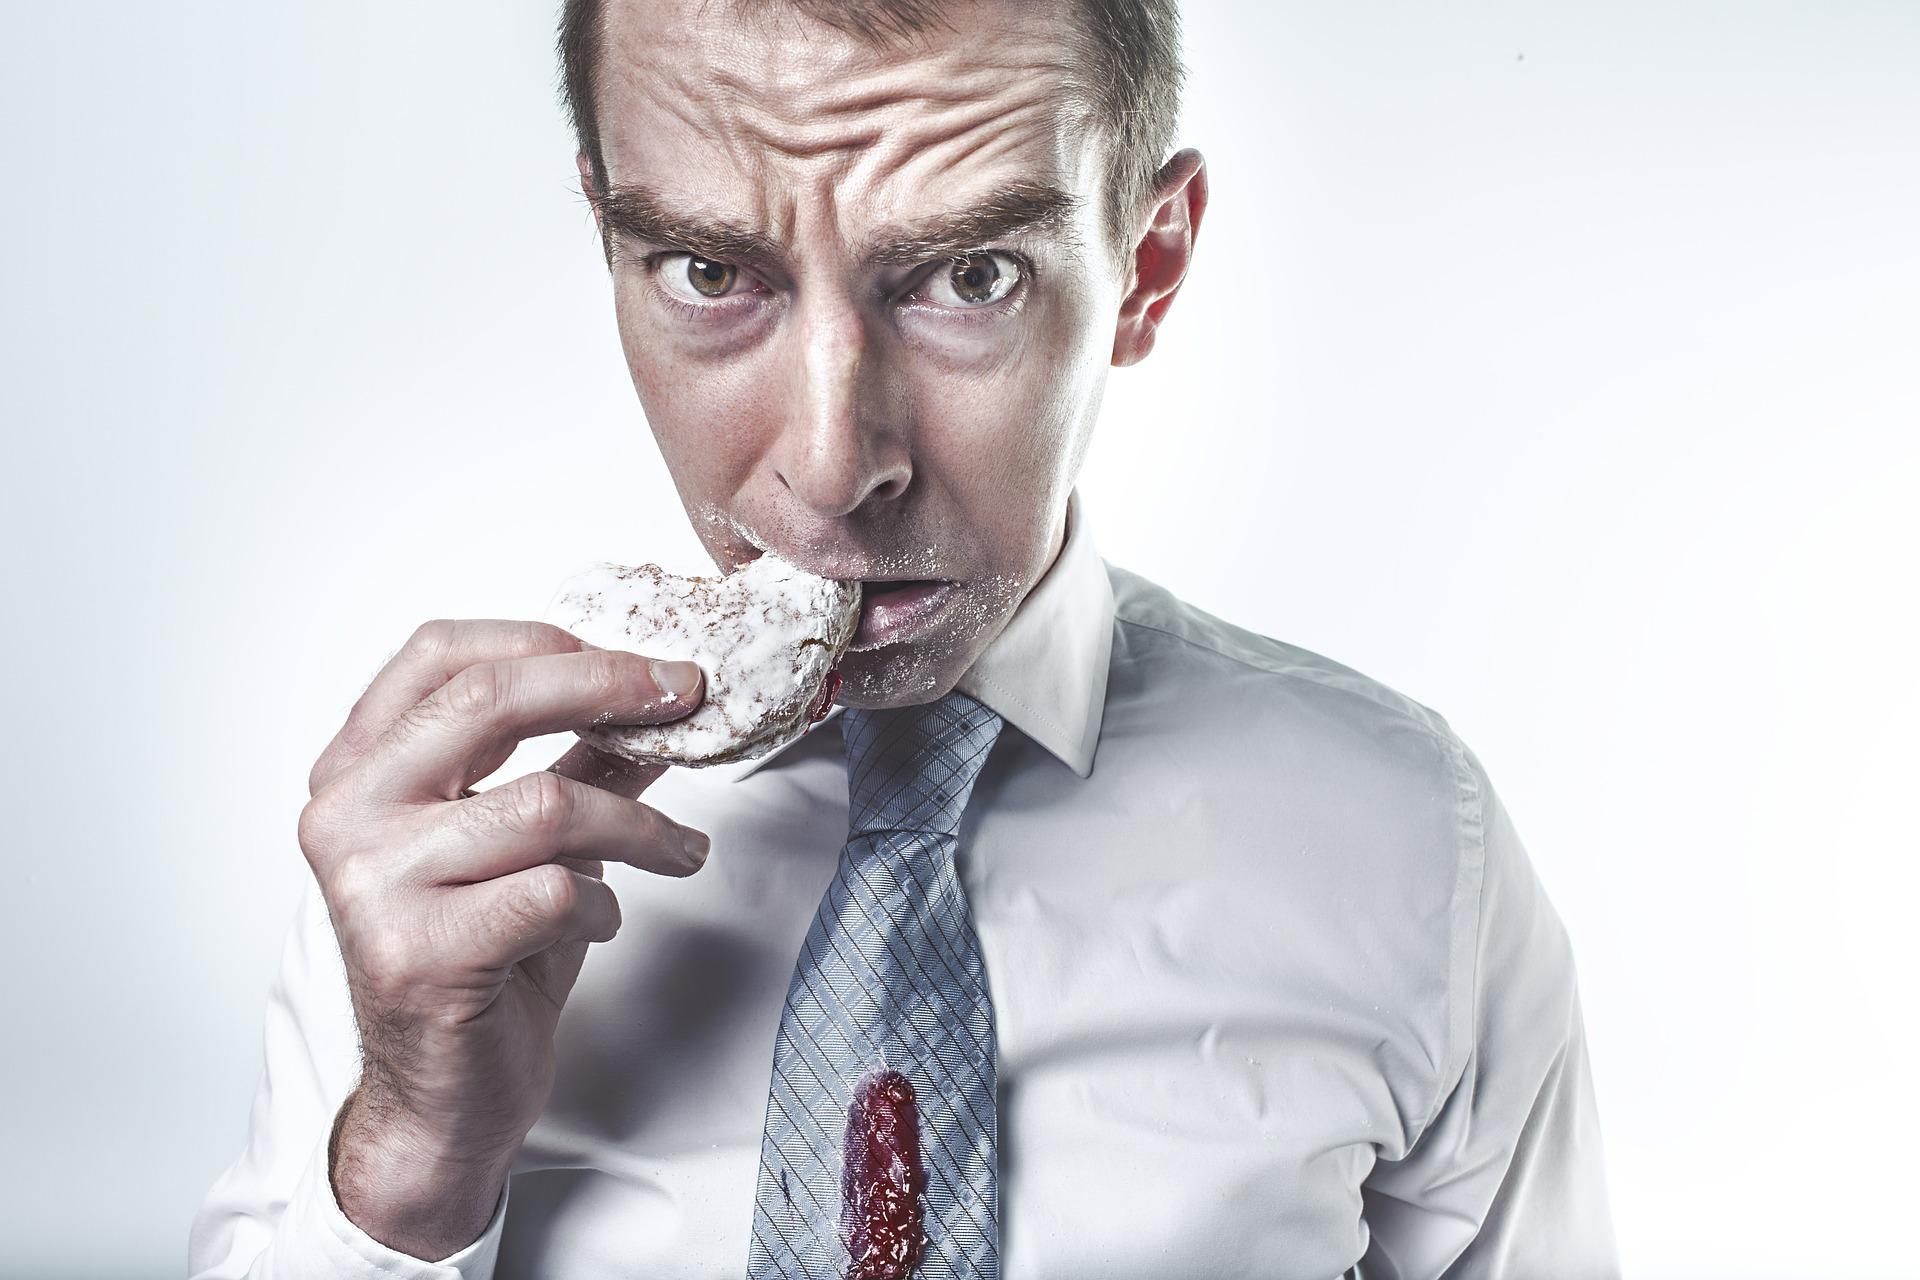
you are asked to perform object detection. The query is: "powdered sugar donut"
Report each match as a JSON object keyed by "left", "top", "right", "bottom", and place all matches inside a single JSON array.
[{"left": 546, "top": 553, "right": 862, "bottom": 767}]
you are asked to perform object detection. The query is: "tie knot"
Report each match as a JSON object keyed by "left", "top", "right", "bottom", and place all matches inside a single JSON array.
[{"left": 841, "top": 688, "right": 1005, "bottom": 839}]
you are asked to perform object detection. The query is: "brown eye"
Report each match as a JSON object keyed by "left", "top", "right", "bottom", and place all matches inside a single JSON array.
[
  {"left": 928, "top": 251, "right": 1020, "bottom": 308},
  {"left": 687, "top": 257, "right": 737, "bottom": 297},
  {"left": 657, "top": 253, "right": 759, "bottom": 309}
]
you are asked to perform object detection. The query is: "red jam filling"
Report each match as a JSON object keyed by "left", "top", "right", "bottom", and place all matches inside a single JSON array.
[
  {"left": 841, "top": 1069, "right": 926, "bottom": 1280},
  {"left": 808, "top": 667, "right": 842, "bottom": 725}
]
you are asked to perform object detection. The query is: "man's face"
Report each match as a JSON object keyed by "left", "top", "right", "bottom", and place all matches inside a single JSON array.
[{"left": 588, "top": 0, "right": 1129, "bottom": 707}]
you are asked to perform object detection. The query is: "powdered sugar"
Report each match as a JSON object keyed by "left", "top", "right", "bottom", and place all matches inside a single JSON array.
[{"left": 546, "top": 553, "right": 862, "bottom": 766}]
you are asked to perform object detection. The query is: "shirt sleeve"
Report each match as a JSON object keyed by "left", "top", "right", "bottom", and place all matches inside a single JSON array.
[
  {"left": 187, "top": 876, "right": 510, "bottom": 1279},
  {"left": 1357, "top": 739, "right": 1621, "bottom": 1280}
]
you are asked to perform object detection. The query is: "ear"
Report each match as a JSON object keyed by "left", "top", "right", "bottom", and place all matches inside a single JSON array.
[
  {"left": 1111, "top": 148, "right": 1208, "bottom": 368},
  {"left": 575, "top": 151, "right": 601, "bottom": 210}
]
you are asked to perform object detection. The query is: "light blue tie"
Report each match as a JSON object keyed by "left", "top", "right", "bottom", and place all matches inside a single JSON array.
[{"left": 746, "top": 689, "right": 1006, "bottom": 1280}]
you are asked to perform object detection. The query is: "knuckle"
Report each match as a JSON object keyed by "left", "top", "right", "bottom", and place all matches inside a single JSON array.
[
  {"left": 509, "top": 619, "right": 578, "bottom": 657},
  {"left": 442, "top": 660, "right": 507, "bottom": 724},
  {"left": 297, "top": 794, "right": 340, "bottom": 863},
  {"left": 327, "top": 852, "right": 386, "bottom": 916},
  {"left": 355, "top": 927, "right": 420, "bottom": 990},
  {"left": 506, "top": 770, "right": 575, "bottom": 840},
  {"left": 333, "top": 706, "right": 379, "bottom": 756},
  {"left": 406, "top": 618, "right": 460, "bottom": 658},
  {"left": 582, "top": 648, "right": 636, "bottom": 703},
  {"left": 528, "top": 862, "right": 578, "bottom": 921}
]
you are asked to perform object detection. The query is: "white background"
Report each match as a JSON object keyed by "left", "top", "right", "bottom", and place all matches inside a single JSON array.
[{"left": 2, "top": 3, "right": 1915, "bottom": 1276}]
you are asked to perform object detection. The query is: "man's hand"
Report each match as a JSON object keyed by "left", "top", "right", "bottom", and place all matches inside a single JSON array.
[{"left": 297, "top": 619, "right": 708, "bottom": 1260}]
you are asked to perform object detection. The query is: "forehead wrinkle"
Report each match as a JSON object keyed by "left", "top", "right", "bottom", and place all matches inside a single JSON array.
[
  {"left": 601, "top": 17, "right": 830, "bottom": 203},
  {"left": 765, "top": 52, "right": 1079, "bottom": 118},
  {"left": 690, "top": 20, "right": 1080, "bottom": 162},
  {"left": 708, "top": 81, "right": 1028, "bottom": 167},
  {"left": 698, "top": 6, "right": 1075, "bottom": 105},
  {"left": 844, "top": 87, "right": 1065, "bottom": 198},
  {"left": 596, "top": 0, "right": 1100, "bottom": 268},
  {"left": 599, "top": 0, "right": 1083, "bottom": 137},
  {"left": 691, "top": 79, "right": 1077, "bottom": 250},
  {"left": 600, "top": 53, "right": 759, "bottom": 207}
]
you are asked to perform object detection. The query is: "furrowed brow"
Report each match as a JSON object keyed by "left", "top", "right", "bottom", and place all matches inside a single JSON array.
[
  {"left": 593, "top": 179, "right": 1084, "bottom": 270},
  {"left": 596, "top": 184, "right": 787, "bottom": 268},
  {"left": 865, "top": 181, "right": 1085, "bottom": 266}
]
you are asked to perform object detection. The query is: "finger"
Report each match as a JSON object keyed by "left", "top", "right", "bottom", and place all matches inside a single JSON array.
[
  {"left": 553, "top": 853, "right": 605, "bottom": 881},
  {"left": 446, "top": 863, "right": 624, "bottom": 974},
  {"left": 547, "top": 739, "right": 668, "bottom": 800},
  {"left": 415, "top": 769, "right": 708, "bottom": 884},
  {"left": 348, "top": 647, "right": 704, "bottom": 805},
  {"left": 311, "top": 620, "right": 590, "bottom": 797}
]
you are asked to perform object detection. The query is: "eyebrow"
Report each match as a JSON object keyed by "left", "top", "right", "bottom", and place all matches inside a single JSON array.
[{"left": 595, "top": 179, "right": 1084, "bottom": 270}]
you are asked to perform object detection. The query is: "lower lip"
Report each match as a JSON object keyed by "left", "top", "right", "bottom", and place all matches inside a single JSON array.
[{"left": 849, "top": 580, "right": 960, "bottom": 651}]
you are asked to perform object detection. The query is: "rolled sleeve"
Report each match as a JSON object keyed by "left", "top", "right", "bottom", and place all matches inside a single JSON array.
[
  {"left": 188, "top": 878, "right": 509, "bottom": 1279},
  {"left": 1358, "top": 740, "right": 1620, "bottom": 1279},
  {"left": 276, "top": 1122, "right": 508, "bottom": 1277}
]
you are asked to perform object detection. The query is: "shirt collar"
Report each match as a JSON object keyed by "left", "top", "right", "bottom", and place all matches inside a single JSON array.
[{"left": 725, "top": 487, "right": 1114, "bottom": 782}]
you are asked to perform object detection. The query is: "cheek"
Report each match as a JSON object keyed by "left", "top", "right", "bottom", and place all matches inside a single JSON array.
[
  {"left": 614, "top": 290, "right": 778, "bottom": 489},
  {"left": 904, "top": 294, "right": 1102, "bottom": 501}
]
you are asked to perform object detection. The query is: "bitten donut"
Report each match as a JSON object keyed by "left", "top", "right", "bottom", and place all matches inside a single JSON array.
[{"left": 546, "top": 552, "right": 862, "bottom": 767}]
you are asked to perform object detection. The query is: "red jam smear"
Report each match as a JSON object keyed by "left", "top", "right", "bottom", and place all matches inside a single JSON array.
[
  {"left": 808, "top": 667, "right": 842, "bottom": 725},
  {"left": 841, "top": 1069, "right": 926, "bottom": 1280}
]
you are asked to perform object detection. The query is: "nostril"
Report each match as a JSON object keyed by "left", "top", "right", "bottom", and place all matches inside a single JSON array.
[{"left": 769, "top": 433, "right": 910, "bottom": 517}]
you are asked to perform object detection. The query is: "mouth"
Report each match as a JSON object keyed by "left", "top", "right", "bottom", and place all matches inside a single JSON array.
[
  {"left": 714, "top": 525, "right": 959, "bottom": 655},
  {"left": 847, "top": 578, "right": 961, "bottom": 652}
]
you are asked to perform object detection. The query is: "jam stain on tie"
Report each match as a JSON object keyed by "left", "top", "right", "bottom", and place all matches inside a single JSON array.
[{"left": 841, "top": 1070, "right": 926, "bottom": 1280}]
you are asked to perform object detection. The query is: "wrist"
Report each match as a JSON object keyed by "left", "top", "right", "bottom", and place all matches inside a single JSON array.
[{"left": 327, "top": 1087, "right": 517, "bottom": 1260}]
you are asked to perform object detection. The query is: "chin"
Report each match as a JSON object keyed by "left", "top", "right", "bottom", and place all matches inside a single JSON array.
[
  {"left": 834, "top": 610, "right": 1010, "bottom": 708},
  {"left": 833, "top": 573, "right": 1025, "bottom": 708},
  {"left": 833, "top": 644, "right": 967, "bottom": 709}
]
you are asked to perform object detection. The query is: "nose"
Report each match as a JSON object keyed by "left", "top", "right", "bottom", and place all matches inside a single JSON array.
[{"left": 770, "top": 292, "right": 912, "bottom": 519}]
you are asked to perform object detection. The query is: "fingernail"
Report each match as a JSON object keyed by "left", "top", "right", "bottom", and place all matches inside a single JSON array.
[
  {"left": 680, "top": 827, "right": 712, "bottom": 868},
  {"left": 649, "top": 659, "right": 703, "bottom": 700}
]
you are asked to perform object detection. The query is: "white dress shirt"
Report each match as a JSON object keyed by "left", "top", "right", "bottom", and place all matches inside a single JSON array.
[{"left": 189, "top": 489, "right": 1619, "bottom": 1279}]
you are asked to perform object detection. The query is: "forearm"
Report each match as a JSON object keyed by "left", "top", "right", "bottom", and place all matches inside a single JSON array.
[{"left": 327, "top": 1087, "right": 518, "bottom": 1262}]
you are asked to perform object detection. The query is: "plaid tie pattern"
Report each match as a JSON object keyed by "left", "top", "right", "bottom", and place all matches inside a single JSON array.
[{"left": 746, "top": 689, "right": 1006, "bottom": 1279}]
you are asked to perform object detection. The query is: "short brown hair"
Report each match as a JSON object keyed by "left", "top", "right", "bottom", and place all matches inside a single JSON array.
[{"left": 556, "top": 0, "right": 1184, "bottom": 263}]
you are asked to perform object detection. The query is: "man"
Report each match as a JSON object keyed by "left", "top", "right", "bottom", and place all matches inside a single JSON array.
[{"left": 190, "top": 0, "right": 1619, "bottom": 1275}]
